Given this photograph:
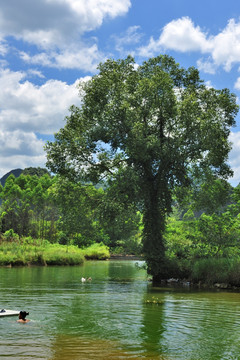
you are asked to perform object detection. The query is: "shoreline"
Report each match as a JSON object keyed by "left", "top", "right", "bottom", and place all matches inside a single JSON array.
[{"left": 110, "top": 254, "right": 143, "bottom": 260}]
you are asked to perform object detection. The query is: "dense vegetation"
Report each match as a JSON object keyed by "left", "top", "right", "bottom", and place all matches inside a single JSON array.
[
  {"left": 0, "top": 233, "right": 109, "bottom": 266},
  {"left": 2, "top": 169, "right": 240, "bottom": 286}
]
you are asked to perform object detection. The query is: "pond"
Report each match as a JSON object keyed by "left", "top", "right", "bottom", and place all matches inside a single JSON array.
[{"left": 1, "top": 260, "right": 240, "bottom": 359}]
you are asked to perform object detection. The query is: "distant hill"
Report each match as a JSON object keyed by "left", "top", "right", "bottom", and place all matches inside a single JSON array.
[
  {"left": 0, "top": 168, "right": 23, "bottom": 186},
  {"left": 0, "top": 167, "right": 51, "bottom": 187}
]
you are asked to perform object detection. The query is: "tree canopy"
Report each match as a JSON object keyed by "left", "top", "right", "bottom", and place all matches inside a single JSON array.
[{"left": 45, "top": 55, "right": 239, "bottom": 282}]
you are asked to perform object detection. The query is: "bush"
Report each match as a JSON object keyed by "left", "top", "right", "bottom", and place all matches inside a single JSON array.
[
  {"left": 3, "top": 229, "right": 19, "bottom": 242},
  {"left": 83, "top": 243, "right": 110, "bottom": 260},
  {"left": 192, "top": 258, "right": 231, "bottom": 285}
]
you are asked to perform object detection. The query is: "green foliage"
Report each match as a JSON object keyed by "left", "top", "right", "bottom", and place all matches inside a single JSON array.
[
  {"left": 114, "top": 235, "right": 143, "bottom": 255},
  {"left": 3, "top": 229, "right": 19, "bottom": 241},
  {"left": 196, "top": 211, "right": 240, "bottom": 255},
  {"left": 0, "top": 170, "right": 142, "bottom": 254},
  {"left": 99, "top": 187, "right": 142, "bottom": 248},
  {"left": 192, "top": 258, "right": 229, "bottom": 284},
  {"left": 83, "top": 243, "right": 110, "bottom": 260},
  {"left": 45, "top": 55, "right": 238, "bottom": 281},
  {"left": 0, "top": 237, "right": 110, "bottom": 266},
  {"left": 163, "top": 201, "right": 240, "bottom": 284},
  {"left": 165, "top": 209, "right": 193, "bottom": 260},
  {"left": 0, "top": 173, "right": 57, "bottom": 240},
  {"left": 0, "top": 169, "right": 22, "bottom": 187},
  {"left": 192, "top": 178, "right": 232, "bottom": 215},
  {"left": 22, "top": 167, "right": 50, "bottom": 177},
  {"left": 191, "top": 258, "right": 240, "bottom": 286},
  {"left": 54, "top": 178, "right": 103, "bottom": 246},
  {"left": 42, "top": 244, "right": 85, "bottom": 265}
]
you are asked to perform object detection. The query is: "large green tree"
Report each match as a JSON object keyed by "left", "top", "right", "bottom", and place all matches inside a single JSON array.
[{"left": 45, "top": 55, "right": 238, "bottom": 282}]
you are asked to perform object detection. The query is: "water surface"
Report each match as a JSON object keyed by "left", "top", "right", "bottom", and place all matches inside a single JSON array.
[{"left": 1, "top": 260, "right": 240, "bottom": 359}]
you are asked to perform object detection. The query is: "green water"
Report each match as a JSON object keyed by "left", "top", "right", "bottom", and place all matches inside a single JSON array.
[{"left": 1, "top": 260, "right": 240, "bottom": 359}]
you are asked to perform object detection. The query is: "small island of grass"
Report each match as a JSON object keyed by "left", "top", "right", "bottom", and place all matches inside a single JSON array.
[{"left": 0, "top": 234, "right": 110, "bottom": 267}]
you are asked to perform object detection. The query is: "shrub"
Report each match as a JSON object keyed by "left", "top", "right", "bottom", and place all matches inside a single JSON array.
[
  {"left": 191, "top": 258, "right": 230, "bottom": 284},
  {"left": 83, "top": 243, "right": 110, "bottom": 260},
  {"left": 3, "top": 229, "right": 19, "bottom": 242}
]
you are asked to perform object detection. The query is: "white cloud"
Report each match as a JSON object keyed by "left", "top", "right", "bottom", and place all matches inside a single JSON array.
[
  {"left": 0, "top": 129, "right": 47, "bottom": 177},
  {"left": 0, "top": 0, "right": 131, "bottom": 48},
  {"left": 0, "top": 68, "right": 89, "bottom": 177},
  {"left": 20, "top": 44, "right": 105, "bottom": 72},
  {"left": 138, "top": 17, "right": 240, "bottom": 75},
  {"left": 234, "top": 77, "right": 240, "bottom": 90},
  {"left": 138, "top": 17, "right": 212, "bottom": 57},
  {"left": 0, "top": 0, "right": 131, "bottom": 72},
  {"left": 0, "top": 41, "right": 8, "bottom": 56},
  {"left": 197, "top": 58, "right": 217, "bottom": 74},
  {"left": 0, "top": 68, "right": 82, "bottom": 134},
  {"left": 0, "top": 130, "right": 45, "bottom": 157},
  {"left": 27, "top": 69, "right": 45, "bottom": 79},
  {"left": 159, "top": 17, "right": 211, "bottom": 53},
  {"left": 211, "top": 19, "right": 240, "bottom": 71}
]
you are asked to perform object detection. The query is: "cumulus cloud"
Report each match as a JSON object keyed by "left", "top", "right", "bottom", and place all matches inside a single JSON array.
[
  {"left": 0, "top": 0, "right": 133, "bottom": 175},
  {"left": 159, "top": 17, "right": 211, "bottom": 53},
  {"left": 0, "top": 130, "right": 45, "bottom": 157},
  {"left": 0, "top": 68, "right": 89, "bottom": 176},
  {"left": 0, "top": 0, "right": 131, "bottom": 72},
  {"left": 0, "top": 0, "right": 131, "bottom": 47},
  {"left": 138, "top": 16, "right": 240, "bottom": 74},
  {"left": 0, "top": 153, "right": 47, "bottom": 179},
  {"left": 138, "top": 17, "right": 211, "bottom": 57},
  {"left": 211, "top": 19, "right": 240, "bottom": 71},
  {"left": 0, "top": 68, "right": 83, "bottom": 134},
  {"left": 20, "top": 44, "right": 105, "bottom": 72},
  {"left": 197, "top": 58, "right": 217, "bottom": 74}
]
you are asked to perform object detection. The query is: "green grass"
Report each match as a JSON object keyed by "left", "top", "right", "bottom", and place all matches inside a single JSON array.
[
  {"left": 83, "top": 242, "right": 110, "bottom": 260},
  {"left": 191, "top": 257, "right": 240, "bottom": 286},
  {"left": 0, "top": 238, "right": 110, "bottom": 266}
]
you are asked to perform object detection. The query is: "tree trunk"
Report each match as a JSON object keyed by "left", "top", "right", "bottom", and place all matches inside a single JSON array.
[{"left": 142, "top": 186, "right": 168, "bottom": 283}]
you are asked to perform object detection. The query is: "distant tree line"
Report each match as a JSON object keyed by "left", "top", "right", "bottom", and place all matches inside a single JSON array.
[{"left": 0, "top": 170, "right": 142, "bottom": 254}]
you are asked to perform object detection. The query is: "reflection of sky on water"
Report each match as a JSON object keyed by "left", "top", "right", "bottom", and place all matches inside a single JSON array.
[{"left": 1, "top": 262, "right": 240, "bottom": 359}]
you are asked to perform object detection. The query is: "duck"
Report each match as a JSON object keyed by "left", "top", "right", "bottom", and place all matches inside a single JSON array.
[{"left": 81, "top": 277, "right": 86, "bottom": 282}]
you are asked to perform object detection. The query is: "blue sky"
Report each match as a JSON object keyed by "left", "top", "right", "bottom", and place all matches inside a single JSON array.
[{"left": 1, "top": 0, "right": 240, "bottom": 185}]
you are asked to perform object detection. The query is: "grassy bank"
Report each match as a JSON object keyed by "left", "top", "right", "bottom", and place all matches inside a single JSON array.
[
  {"left": 161, "top": 256, "right": 240, "bottom": 288},
  {"left": 191, "top": 257, "right": 240, "bottom": 287},
  {"left": 0, "top": 237, "right": 110, "bottom": 266}
]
